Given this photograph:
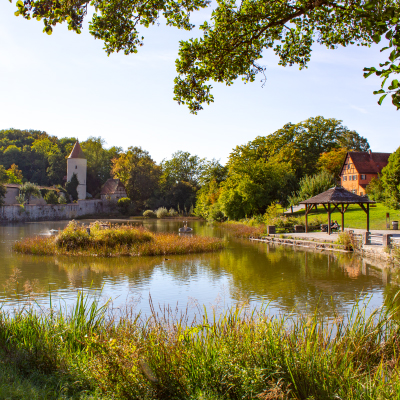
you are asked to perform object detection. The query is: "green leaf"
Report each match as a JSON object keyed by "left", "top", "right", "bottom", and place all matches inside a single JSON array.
[
  {"left": 372, "top": 34, "right": 381, "bottom": 44},
  {"left": 378, "top": 94, "right": 387, "bottom": 105}
]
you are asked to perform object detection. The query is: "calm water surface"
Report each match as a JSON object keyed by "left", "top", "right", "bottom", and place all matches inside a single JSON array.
[{"left": 0, "top": 219, "right": 398, "bottom": 319}]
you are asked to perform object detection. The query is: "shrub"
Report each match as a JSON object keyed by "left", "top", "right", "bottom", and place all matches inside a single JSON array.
[
  {"left": 143, "top": 210, "right": 156, "bottom": 218},
  {"left": 18, "top": 182, "right": 41, "bottom": 204},
  {"left": 336, "top": 231, "right": 359, "bottom": 251},
  {"left": 58, "top": 193, "right": 67, "bottom": 204},
  {"left": 208, "top": 205, "right": 226, "bottom": 222},
  {"left": 117, "top": 197, "right": 131, "bottom": 215},
  {"left": 44, "top": 191, "right": 59, "bottom": 205},
  {"left": 156, "top": 207, "right": 169, "bottom": 218},
  {"left": 54, "top": 221, "right": 154, "bottom": 252},
  {"left": 168, "top": 208, "right": 178, "bottom": 217},
  {"left": 393, "top": 245, "right": 400, "bottom": 264}
]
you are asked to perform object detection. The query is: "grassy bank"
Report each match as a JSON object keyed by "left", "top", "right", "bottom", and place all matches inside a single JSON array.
[
  {"left": 221, "top": 203, "right": 400, "bottom": 234},
  {"left": 289, "top": 203, "right": 400, "bottom": 231},
  {"left": 13, "top": 221, "right": 225, "bottom": 257},
  {"left": 2, "top": 292, "right": 400, "bottom": 399}
]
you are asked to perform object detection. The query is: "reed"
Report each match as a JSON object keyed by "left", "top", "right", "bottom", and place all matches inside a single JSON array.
[
  {"left": 1, "top": 293, "right": 400, "bottom": 399},
  {"left": 219, "top": 222, "right": 265, "bottom": 238},
  {"left": 13, "top": 221, "right": 225, "bottom": 257}
]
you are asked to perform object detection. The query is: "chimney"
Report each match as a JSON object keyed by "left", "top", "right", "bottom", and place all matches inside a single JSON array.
[{"left": 368, "top": 149, "right": 372, "bottom": 159}]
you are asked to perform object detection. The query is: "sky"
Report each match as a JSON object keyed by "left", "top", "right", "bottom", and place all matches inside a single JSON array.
[{"left": 0, "top": 2, "right": 399, "bottom": 164}]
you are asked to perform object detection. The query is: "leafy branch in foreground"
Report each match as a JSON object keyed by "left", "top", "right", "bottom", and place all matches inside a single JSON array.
[{"left": 12, "top": 0, "right": 400, "bottom": 112}]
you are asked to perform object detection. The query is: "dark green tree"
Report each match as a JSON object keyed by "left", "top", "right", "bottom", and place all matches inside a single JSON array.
[
  {"left": 218, "top": 157, "right": 295, "bottom": 219},
  {"left": 0, "top": 166, "right": 8, "bottom": 206},
  {"left": 81, "top": 137, "right": 122, "bottom": 196},
  {"left": 12, "top": 0, "right": 400, "bottom": 111},
  {"left": 381, "top": 146, "right": 400, "bottom": 209},
  {"left": 161, "top": 151, "right": 207, "bottom": 187},
  {"left": 289, "top": 170, "right": 337, "bottom": 205},
  {"left": 66, "top": 173, "right": 79, "bottom": 202}
]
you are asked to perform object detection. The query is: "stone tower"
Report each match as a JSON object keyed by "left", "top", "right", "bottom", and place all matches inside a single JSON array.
[{"left": 67, "top": 141, "right": 87, "bottom": 200}]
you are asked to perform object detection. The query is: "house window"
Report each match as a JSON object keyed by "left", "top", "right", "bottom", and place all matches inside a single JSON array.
[
  {"left": 352, "top": 189, "right": 357, "bottom": 194},
  {"left": 360, "top": 192, "right": 364, "bottom": 196},
  {"left": 349, "top": 175, "right": 352, "bottom": 181},
  {"left": 353, "top": 175, "right": 357, "bottom": 180},
  {"left": 361, "top": 174, "right": 366, "bottom": 180},
  {"left": 347, "top": 164, "right": 351, "bottom": 170},
  {"left": 343, "top": 176, "right": 347, "bottom": 181}
]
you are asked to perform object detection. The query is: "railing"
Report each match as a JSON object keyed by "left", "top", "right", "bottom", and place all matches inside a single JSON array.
[{"left": 368, "top": 233, "right": 383, "bottom": 245}]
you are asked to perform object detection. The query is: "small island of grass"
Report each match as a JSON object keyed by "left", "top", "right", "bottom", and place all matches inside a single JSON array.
[{"left": 13, "top": 221, "right": 225, "bottom": 257}]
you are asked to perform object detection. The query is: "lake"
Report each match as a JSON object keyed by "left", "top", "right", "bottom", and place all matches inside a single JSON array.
[{"left": 0, "top": 219, "right": 398, "bottom": 320}]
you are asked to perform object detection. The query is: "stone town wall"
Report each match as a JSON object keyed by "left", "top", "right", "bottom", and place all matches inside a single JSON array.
[{"left": 0, "top": 200, "right": 105, "bottom": 222}]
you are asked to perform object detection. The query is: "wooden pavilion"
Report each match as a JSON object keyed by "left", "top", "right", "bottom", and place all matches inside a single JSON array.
[{"left": 299, "top": 186, "right": 375, "bottom": 234}]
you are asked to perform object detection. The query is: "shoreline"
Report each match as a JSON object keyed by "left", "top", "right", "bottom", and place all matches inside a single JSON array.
[{"left": 250, "top": 233, "right": 399, "bottom": 269}]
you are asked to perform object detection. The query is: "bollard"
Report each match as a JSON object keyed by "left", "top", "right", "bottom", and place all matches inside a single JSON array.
[
  {"left": 363, "top": 231, "right": 370, "bottom": 245},
  {"left": 383, "top": 234, "right": 392, "bottom": 247}
]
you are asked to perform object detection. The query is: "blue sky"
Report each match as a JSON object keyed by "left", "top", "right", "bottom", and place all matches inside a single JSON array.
[{"left": 0, "top": 2, "right": 398, "bottom": 164}]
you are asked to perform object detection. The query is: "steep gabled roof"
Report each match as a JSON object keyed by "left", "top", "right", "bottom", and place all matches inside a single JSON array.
[
  {"left": 340, "top": 151, "right": 390, "bottom": 175},
  {"left": 100, "top": 179, "right": 127, "bottom": 195},
  {"left": 68, "top": 141, "right": 86, "bottom": 159},
  {"left": 299, "top": 186, "right": 375, "bottom": 204}
]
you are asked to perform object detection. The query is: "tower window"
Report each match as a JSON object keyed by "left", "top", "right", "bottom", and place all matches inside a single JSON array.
[{"left": 75, "top": 166, "right": 77, "bottom": 169}]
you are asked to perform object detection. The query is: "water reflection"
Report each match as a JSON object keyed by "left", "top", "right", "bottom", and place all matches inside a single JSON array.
[{"left": 0, "top": 220, "right": 397, "bottom": 319}]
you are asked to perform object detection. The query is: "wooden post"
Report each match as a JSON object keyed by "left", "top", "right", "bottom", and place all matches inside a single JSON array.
[
  {"left": 305, "top": 204, "right": 308, "bottom": 233},
  {"left": 328, "top": 203, "right": 331, "bottom": 235},
  {"left": 367, "top": 203, "right": 370, "bottom": 232},
  {"left": 341, "top": 204, "right": 344, "bottom": 232}
]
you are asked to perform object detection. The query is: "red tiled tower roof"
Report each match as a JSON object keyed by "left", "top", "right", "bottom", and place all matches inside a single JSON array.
[{"left": 68, "top": 141, "right": 86, "bottom": 159}]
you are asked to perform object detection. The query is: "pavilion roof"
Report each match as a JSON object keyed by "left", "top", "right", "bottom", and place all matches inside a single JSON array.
[{"left": 299, "top": 186, "right": 375, "bottom": 205}]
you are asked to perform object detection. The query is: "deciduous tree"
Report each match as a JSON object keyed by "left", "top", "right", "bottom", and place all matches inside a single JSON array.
[
  {"left": 112, "top": 147, "right": 161, "bottom": 211},
  {"left": 0, "top": 166, "right": 8, "bottom": 206},
  {"left": 318, "top": 148, "right": 348, "bottom": 177},
  {"left": 81, "top": 137, "right": 122, "bottom": 196},
  {"left": 381, "top": 146, "right": 400, "bottom": 209},
  {"left": 13, "top": 0, "right": 400, "bottom": 111}
]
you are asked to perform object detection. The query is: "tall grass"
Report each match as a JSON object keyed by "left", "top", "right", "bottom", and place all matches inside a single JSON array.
[
  {"left": 13, "top": 221, "right": 225, "bottom": 257},
  {"left": 1, "top": 293, "right": 400, "bottom": 399},
  {"left": 219, "top": 222, "right": 265, "bottom": 238}
]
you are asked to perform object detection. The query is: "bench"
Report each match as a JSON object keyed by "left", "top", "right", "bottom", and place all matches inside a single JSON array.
[{"left": 321, "top": 224, "right": 340, "bottom": 233}]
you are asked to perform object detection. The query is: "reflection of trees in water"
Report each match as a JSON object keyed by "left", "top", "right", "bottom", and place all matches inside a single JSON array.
[
  {"left": 212, "top": 241, "right": 387, "bottom": 316},
  {"left": 54, "top": 256, "right": 162, "bottom": 289}
]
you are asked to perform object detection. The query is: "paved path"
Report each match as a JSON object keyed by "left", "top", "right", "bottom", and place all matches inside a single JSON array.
[
  {"left": 279, "top": 229, "right": 400, "bottom": 243},
  {"left": 284, "top": 205, "right": 304, "bottom": 214}
]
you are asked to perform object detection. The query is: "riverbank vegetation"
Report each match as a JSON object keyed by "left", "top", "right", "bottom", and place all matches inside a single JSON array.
[
  {"left": 1, "top": 292, "right": 400, "bottom": 399},
  {"left": 1, "top": 121, "right": 399, "bottom": 220},
  {"left": 13, "top": 221, "right": 224, "bottom": 257}
]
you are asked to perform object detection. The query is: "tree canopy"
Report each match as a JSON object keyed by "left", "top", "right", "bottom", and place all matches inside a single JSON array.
[
  {"left": 381, "top": 145, "right": 400, "bottom": 209},
  {"left": 12, "top": 0, "right": 400, "bottom": 112}
]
